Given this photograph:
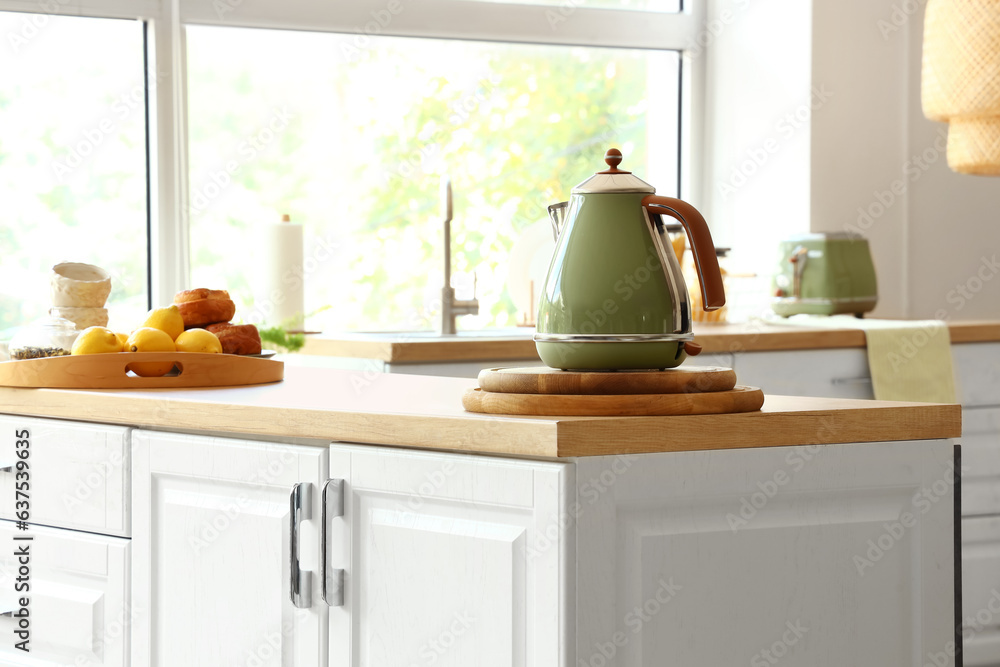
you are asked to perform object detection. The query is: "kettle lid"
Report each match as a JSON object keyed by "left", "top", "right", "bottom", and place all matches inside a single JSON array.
[{"left": 571, "top": 148, "right": 655, "bottom": 194}]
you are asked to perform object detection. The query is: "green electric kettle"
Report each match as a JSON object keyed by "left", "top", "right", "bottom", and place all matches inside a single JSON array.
[{"left": 535, "top": 148, "right": 725, "bottom": 370}]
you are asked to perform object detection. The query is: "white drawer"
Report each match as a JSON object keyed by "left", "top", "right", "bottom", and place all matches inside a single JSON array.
[
  {"left": 955, "top": 343, "right": 1000, "bottom": 407},
  {"left": 732, "top": 349, "right": 875, "bottom": 400},
  {"left": 962, "top": 516, "right": 1000, "bottom": 666},
  {"left": 962, "top": 408, "right": 1000, "bottom": 516},
  {"left": 0, "top": 520, "right": 130, "bottom": 667},
  {"left": 0, "top": 416, "right": 130, "bottom": 537},
  {"left": 732, "top": 342, "right": 1000, "bottom": 406}
]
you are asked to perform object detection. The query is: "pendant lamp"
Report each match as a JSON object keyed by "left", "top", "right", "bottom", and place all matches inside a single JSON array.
[{"left": 922, "top": 0, "right": 1000, "bottom": 175}]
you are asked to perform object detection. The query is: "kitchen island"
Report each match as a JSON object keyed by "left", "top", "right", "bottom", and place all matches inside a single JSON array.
[
  {"left": 296, "top": 321, "right": 1000, "bottom": 667},
  {"left": 0, "top": 367, "right": 962, "bottom": 667}
]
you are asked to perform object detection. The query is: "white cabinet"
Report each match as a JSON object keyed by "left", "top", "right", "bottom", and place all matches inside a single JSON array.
[
  {"left": 0, "top": 416, "right": 130, "bottom": 537},
  {"left": 131, "top": 430, "right": 328, "bottom": 667},
  {"left": 733, "top": 342, "right": 1000, "bottom": 665},
  {"left": 0, "top": 352, "right": 965, "bottom": 666},
  {"left": 575, "top": 440, "right": 956, "bottom": 666},
  {"left": 0, "top": 520, "right": 130, "bottom": 667},
  {"left": 327, "top": 444, "right": 571, "bottom": 667},
  {"left": 954, "top": 343, "right": 1000, "bottom": 407},
  {"left": 732, "top": 348, "right": 875, "bottom": 400},
  {"left": 322, "top": 439, "right": 954, "bottom": 667},
  {"left": 962, "top": 408, "right": 1000, "bottom": 517}
]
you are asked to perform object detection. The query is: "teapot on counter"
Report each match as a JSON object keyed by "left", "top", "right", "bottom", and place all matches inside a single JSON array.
[{"left": 535, "top": 148, "right": 725, "bottom": 370}]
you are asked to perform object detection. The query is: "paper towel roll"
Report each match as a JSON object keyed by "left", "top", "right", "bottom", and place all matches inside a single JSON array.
[{"left": 255, "top": 216, "right": 305, "bottom": 330}]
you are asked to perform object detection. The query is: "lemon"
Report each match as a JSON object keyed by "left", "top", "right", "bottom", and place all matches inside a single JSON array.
[
  {"left": 115, "top": 332, "right": 129, "bottom": 350},
  {"left": 126, "top": 327, "right": 176, "bottom": 377},
  {"left": 175, "top": 328, "right": 222, "bottom": 354},
  {"left": 71, "top": 326, "right": 123, "bottom": 355},
  {"left": 141, "top": 305, "right": 185, "bottom": 341}
]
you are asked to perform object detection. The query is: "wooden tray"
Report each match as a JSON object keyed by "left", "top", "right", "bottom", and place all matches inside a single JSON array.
[
  {"left": 462, "top": 385, "right": 764, "bottom": 416},
  {"left": 0, "top": 352, "right": 283, "bottom": 389},
  {"left": 477, "top": 366, "right": 737, "bottom": 395}
]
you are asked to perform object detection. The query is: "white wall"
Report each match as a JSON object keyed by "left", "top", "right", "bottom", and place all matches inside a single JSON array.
[
  {"left": 705, "top": 0, "right": 1000, "bottom": 320},
  {"left": 809, "top": 0, "right": 910, "bottom": 316},
  {"left": 701, "top": 0, "right": 812, "bottom": 278}
]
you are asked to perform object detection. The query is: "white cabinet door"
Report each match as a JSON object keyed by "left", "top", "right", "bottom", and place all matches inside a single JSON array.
[
  {"left": 962, "top": 516, "right": 1000, "bottom": 666},
  {"left": 576, "top": 440, "right": 957, "bottom": 666},
  {"left": 0, "top": 520, "right": 130, "bottom": 667},
  {"left": 132, "top": 430, "right": 328, "bottom": 667},
  {"left": 327, "top": 444, "right": 571, "bottom": 667},
  {"left": 0, "top": 416, "right": 129, "bottom": 536}
]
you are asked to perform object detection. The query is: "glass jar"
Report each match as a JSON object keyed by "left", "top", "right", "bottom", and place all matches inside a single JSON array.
[{"left": 8, "top": 317, "right": 80, "bottom": 360}]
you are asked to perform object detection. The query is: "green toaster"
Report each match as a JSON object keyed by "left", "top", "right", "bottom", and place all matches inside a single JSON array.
[{"left": 772, "top": 233, "right": 878, "bottom": 317}]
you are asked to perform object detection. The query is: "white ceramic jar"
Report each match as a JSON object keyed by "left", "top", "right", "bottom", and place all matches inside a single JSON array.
[{"left": 50, "top": 262, "right": 112, "bottom": 308}]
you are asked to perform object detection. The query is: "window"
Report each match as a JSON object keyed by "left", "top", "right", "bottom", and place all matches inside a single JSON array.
[
  {"left": 186, "top": 26, "right": 681, "bottom": 331},
  {"left": 0, "top": 0, "right": 701, "bottom": 336},
  {"left": 0, "top": 12, "right": 148, "bottom": 334}
]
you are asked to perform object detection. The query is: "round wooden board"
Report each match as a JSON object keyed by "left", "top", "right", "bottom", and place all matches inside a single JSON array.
[
  {"left": 0, "top": 352, "right": 283, "bottom": 389},
  {"left": 477, "top": 365, "right": 737, "bottom": 395},
  {"left": 462, "top": 385, "right": 764, "bottom": 416}
]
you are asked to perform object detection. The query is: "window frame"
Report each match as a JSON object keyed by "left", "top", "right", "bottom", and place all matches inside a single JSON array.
[{"left": 1, "top": 0, "right": 706, "bottom": 311}]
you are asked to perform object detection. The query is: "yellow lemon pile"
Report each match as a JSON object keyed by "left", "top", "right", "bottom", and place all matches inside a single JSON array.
[{"left": 71, "top": 304, "right": 223, "bottom": 378}]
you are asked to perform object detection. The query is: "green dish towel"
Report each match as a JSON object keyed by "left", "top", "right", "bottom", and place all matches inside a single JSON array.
[{"left": 782, "top": 315, "right": 958, "bottom": 403}]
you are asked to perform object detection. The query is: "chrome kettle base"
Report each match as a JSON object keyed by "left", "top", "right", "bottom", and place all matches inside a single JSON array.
[{"left": 535, "top": 338, "right": 689, "bottom": 371}]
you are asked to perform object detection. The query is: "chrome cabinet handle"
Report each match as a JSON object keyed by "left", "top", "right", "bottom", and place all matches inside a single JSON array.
[
  {"left": 322, "top": 478, "right": 345, "bottom": 607},
  {"left": 289, "top": 482, "right": 312, "bottom": 609}
]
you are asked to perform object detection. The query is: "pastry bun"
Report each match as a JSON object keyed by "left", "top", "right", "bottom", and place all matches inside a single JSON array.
[
  {"left": 174, "top": 288, "right": 231, "bottom": 303},
  {"left": 205, "top": 323, "right": 262, "bottom": 355},
  {"left": 173, "top": 288, "right": 236, "bottom": 328}
]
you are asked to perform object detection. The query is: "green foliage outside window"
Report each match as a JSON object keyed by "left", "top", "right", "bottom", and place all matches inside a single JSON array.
[{"left": 188, "top": 28, "right": 671, "bottom": 332}]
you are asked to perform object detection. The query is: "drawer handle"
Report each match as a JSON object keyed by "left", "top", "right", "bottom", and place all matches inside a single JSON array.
[
  {"left": 322, "top": 478, "right": 345, "bottom": 607},
  {"left": 831, "top": 377, "right": 873, "bottom": 385},
  {"left": 289, "top": 482, "right": 312, "bottom": 609}
]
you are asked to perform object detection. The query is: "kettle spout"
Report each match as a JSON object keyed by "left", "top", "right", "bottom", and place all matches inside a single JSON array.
[{"left": 547, "top": 201, "right": 569, "bottom": 242}]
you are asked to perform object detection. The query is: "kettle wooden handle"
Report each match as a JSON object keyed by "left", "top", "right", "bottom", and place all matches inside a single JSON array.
[{"left": 641, "top": 195, "right": 726, "bottom": 311}]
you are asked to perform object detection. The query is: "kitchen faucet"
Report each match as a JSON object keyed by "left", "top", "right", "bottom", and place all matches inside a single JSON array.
[{"left": 439, "top": 178, "right": 479, "bottom": 335}]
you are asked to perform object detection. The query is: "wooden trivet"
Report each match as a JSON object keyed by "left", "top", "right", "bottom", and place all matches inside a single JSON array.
[
  {"left": 462, "top": 385, "right": 764, "bottom": 416},
  {"left": 476, "top": 366, "right": 737, "bottom": 395}
]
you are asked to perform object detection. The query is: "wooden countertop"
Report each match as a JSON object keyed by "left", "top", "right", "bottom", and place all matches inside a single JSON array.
[
  {"left": 301, "top": 321, "right": 1000, "bottom": 363},
  {"left": 0, "top": 366, "right": 960, "bottom": 457}
]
